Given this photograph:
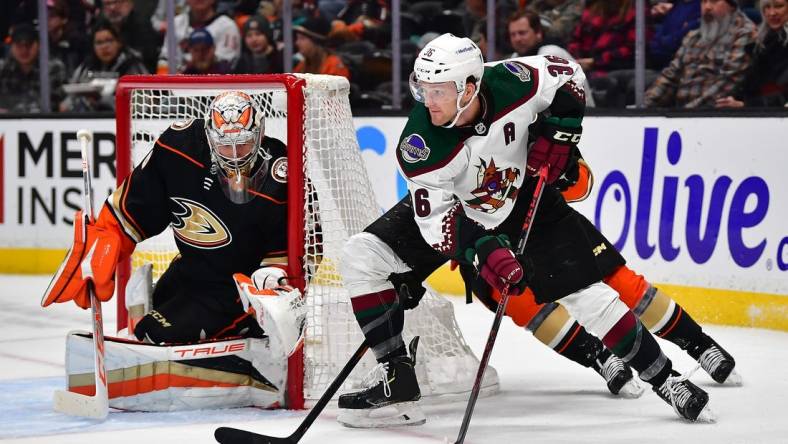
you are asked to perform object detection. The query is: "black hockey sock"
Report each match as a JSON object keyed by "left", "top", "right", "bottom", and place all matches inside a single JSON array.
[
  {"left": 350, "top": 289, "right": 405, "bottom": 361},
  {"left": 553, "top": 322, "right": 603, "bottom": 369},
  {"left": 379, "top": 345, "right": 408, "bottom": 363},
  {"left": 603, "top": 311, "right": 673, "bottom": 387},
  {"left": 653, "top": 302, "right": 710, "bottom": 360}
]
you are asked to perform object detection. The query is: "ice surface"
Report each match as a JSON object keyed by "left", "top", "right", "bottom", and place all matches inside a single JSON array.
[{"left": 1, "top": 274, "right": 786, "bottom": 443}]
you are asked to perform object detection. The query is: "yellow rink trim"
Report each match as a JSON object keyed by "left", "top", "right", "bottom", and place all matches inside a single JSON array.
[
  {"left": 425, "top": 264, "right": 788, "bottom": 332},
  {"left": 0, "top": 248, "right": 67, "bottom": 274},
  {"left": 5, "top": 249, "right": 786, "bottom": 331}
]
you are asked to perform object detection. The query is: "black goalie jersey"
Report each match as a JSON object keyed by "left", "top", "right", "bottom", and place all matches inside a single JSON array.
[{"left": 107, "top": 118, "right": 289, "bottom": 292}]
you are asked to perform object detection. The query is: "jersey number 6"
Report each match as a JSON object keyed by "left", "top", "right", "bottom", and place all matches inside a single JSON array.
[{"left": 414, "top": 189, "right": 431, "bottom": 217}]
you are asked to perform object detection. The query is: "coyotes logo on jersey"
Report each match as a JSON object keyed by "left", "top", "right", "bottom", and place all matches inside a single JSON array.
[
  {"left": 170, "top": 197, "right": 232, "bottom": 249},
  {"left": 465, "top": 158, "right": 520, "bottom": 213}
]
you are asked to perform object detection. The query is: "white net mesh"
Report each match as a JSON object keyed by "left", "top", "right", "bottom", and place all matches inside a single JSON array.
[{"left": 119, "top": 74, "right": 498, "bottom": 404}]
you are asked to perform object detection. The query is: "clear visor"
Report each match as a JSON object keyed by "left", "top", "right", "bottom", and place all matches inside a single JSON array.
[
  {"left": 215, "top": 152, "right": 270, "bottom": 204},
  {"left": 408, "top": 73, "right": 460, "bottom": 105}
]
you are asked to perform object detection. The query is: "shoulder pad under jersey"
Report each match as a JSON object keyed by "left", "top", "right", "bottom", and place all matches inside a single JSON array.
[
  {"left": 483, "top": 61, "right": 541, "bottom": 117},
  {"left": 154, "top": 118, "right": 211, "bottom": 168}
]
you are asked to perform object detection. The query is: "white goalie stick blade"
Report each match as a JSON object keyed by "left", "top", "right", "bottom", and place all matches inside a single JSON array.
[
  {"left": 337, "top": 402, "right": 426, "bottom": 428},
  {"left": 53, "top": 385, "right": 109, "bottom": 419},
  {"left": 54, "top": 296, "right": 109, "bottom": 419}
]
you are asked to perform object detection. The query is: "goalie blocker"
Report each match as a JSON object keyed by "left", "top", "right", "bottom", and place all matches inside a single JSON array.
[{"left": 64, "top": 270, "right": 306, "bottom": 411}]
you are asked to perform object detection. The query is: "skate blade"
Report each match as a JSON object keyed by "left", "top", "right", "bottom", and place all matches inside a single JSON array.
[
  {"left": 721, "top": 369, "right": 743, "bottom": 386},
  {"left": 338, "top": 402, "right": 426, "bottom": 428},
  {"left": 618, "top": 378, "right": 645, "bottom": 399},
  {"left": 694, "top": 404, "right": 717, "bottom": 423}
]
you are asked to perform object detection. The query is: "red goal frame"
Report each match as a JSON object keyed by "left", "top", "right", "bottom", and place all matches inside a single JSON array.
[{"left": 114, "top": 74, "right": 308, "bottom": 409}]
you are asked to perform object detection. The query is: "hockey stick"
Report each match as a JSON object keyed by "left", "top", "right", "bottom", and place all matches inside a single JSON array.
[
  {"left": 53, "top": 129, "right": 109, "bottom": 419},
  {"left": 453, "top": 163, "right": 549, "bottom": 444},
  {"left": 215, "top": 340, "right": 370, "bottom": 444}
]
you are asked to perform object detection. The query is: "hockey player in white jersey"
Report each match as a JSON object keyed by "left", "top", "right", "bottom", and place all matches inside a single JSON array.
[{"left": 338, "top": 33, "right": 715, "bottom": 427}]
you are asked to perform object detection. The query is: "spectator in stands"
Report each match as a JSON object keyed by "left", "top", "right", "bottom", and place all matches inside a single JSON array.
[
  {"left": 151, "top": 0, "right": 187, "bottom": 35},
  {"left": 527, "top": 0, "right": 585, "bottom": 46},
  {"left": 60, "top": 19, "right": 148, "bottom": 112},
  {"left": 182, "top": 28, "right": 232, "bottom": 74},
  {"left": 507, "top": 10, "right": 596, "bottom": 106},
  {"left": 717, "top": 0, "right": 788, "bottom": 107},
  {"left": 234, "top": 15, "right": 283, "bottom": 74},
  {"left": 329, "top": 0, "right": 388, "bottom": 46},
  {"left": 569, "top": 0, "right": 640, "bottom": 79},
  {"left": 0, "top": 23, "right": 66, "bottom": 113},
  {"left": 649, "top": 0, "right": 702, "bottom": 70},
  {"left": 461, "top": 0, "right": 517, "bottom": 57},
  {"left": 157, "top": 0, "right": 241, "bottom": 74},
  {"left": 294, "top": 16, "right": 350, "bottom": 78},
  {"left": 259, "top": 0, "right": 318, "bottom": 46},
  {"left": 47, "top": 0, "right": 88, "bottom": 77},
  {"left": 101, "top": 0, "right": 160, "bottom": 73},
  {"left": 645, "top": 0, "right": 756, "bottom": 108},
  {"left": 568, "top": 0, "right": 646, "bottom": 107}
]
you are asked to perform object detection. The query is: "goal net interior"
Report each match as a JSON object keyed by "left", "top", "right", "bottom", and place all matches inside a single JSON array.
[{"left": 114, "top": 74, "right": 498, "bottom": 408}]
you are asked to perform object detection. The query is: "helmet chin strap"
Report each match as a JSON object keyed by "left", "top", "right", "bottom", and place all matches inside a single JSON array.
[{"left": 441, "top": 84, "right": 480, "bottom": 129}]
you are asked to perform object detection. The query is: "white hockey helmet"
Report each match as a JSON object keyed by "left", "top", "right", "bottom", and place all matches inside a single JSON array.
[
  {"left": 409, "top": 33, "right": 484, "bottom": 127},
  {"left": 205, "top": 91, "right": 269, "bottom": 204}
]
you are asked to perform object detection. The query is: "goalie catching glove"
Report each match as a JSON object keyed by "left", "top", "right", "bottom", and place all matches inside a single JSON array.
[
  {"left": 42, "top": 207, "right": 131, "bottom": 309},
  {"left": 527, "top": 116, "right": 583, "bottom": 184},
  {"left": 234, "top": 269, "right": 306, "bottom": 357},
  {"left": 465, "top": 234, "right": 527, "bottom": 295}
]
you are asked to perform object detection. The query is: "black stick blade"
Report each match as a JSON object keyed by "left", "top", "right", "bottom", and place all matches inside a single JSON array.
[{"left": 214, "top": 427, "right": 295, "bottom": 444}]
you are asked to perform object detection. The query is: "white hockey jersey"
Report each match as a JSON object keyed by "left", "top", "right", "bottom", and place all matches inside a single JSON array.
[
  {"left": 158, "top": 12, "right": 241, "bottom": 71},
  {"left": 396, "top": 55, "right": 586, "bottom": 258}
]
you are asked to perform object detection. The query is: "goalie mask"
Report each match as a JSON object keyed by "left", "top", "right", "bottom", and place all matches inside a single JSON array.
[
  {"left": 409, "top": 33, "right": 484, "bottom": 128},
  {"left": 205, "top": 91, "right": 270, "bottom": 204}
]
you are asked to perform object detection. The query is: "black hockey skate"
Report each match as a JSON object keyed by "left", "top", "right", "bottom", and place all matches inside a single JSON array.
[
  {"left": 653, "top": 371, "right": 715, "bottom": 422},
  {"left": 693, "top": 336, "right": 740, "bottom": 385},
  {"left": 593, "top": 349, "right": 644, "bottom": 398},
  {"left": 337, "top": 336, "right": 425, "bottom": 428}
]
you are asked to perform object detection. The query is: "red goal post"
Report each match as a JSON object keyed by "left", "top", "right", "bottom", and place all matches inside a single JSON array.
[{"left": 116, "top": 74, "right": 309, "bottom": 408}]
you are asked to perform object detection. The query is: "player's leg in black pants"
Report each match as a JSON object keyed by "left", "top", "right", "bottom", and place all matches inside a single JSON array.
[
  {"left": 337, "top": 195, "right": 446, "bottom": 426},
  {"left": 134, "top": 262, "right": 262, "bottom": 344}
]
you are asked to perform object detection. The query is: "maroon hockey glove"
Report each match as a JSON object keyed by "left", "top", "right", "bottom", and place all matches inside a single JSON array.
[
  {"left": 527, "top": 117, "right": 582, "bottom": 184},
  {"left": 465, "top": 235, "right": 526, "bottom": 294}
]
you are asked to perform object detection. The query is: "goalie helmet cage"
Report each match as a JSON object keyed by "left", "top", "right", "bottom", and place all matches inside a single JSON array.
[{"left": 114, "top": 73, "right": 499, "bottom": 411}]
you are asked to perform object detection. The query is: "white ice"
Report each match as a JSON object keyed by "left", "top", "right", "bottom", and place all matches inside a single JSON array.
[{"left": 1, "top": 274, "right": 786, "bottom": 443}]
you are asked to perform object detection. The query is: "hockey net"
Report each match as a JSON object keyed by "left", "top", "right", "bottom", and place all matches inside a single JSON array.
[{"left": 115, "top": 74, "right": 498, "bottom": 409}]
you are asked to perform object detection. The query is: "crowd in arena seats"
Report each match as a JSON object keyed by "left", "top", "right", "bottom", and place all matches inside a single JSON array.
[{"left": 0, "top": 0, "right": 785, "bottom": 112}]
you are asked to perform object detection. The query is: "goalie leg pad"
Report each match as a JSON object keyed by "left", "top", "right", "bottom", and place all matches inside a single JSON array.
[
  {"left": 65, "top": 331, "right": 286, "bottom": 411},
  {"left": 125, "top": 263, "right": 153, "bottom": 335}
]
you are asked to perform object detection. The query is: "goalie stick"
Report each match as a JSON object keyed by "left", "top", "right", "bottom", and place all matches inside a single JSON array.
[
  {"left": 453, "top": 163, "right": 549, "bottom": 444},
  {"left": 52, "top": 129, "right": 109, "bottom": 419},
  {"left": 214, "top": 340, "right": 370, "bottom": 444}
]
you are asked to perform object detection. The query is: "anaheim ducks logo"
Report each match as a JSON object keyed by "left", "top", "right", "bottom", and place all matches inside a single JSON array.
[{"left": 170, "top": 197, "right": 232, "bottom": 249}]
